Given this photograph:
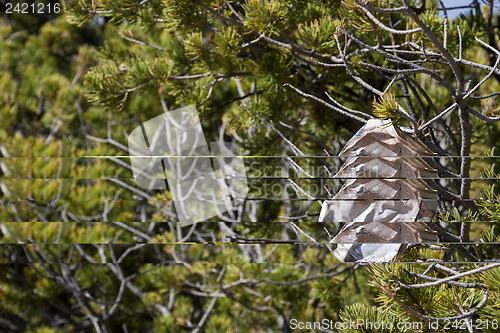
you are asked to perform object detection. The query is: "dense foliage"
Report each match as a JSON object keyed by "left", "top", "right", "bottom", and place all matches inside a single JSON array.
[{"left": 1, "top": 0, "right": 500, "bottom": 332}]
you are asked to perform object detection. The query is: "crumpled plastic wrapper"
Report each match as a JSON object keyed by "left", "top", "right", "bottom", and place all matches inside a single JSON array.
[{"left": 319, "top": 119, "right": 438, "bottom": 263}]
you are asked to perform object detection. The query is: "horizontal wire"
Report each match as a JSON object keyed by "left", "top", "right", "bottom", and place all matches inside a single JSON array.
[
  {"left": 89, "top": 155, "right": 500, "bottom": 158},
  {"left": 0, "top": 220, "right": 494, "bottom": 223},
  {"left": 2, "top": 155, "right": 500, "bottom": 158},
  {"left": 1, "top": 177, "right": 498, "bottom": 180},
  {"left": 0, "top": 242, "right": 496, "bottom": 245},
  {"left": 2, "top": 198, "right": 499, "bottom": 202},
  {"left": 0, "top": 219, "right": 499, "bottom": 222}
]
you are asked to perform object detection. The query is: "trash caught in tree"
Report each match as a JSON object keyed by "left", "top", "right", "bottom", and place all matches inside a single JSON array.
[{"left": 319, "top": 119, "right": 438, "bottom": 262}]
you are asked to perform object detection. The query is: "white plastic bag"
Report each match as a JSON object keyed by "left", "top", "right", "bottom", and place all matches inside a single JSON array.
[{"left": 319, "top": 119, "right": 438, "bottom": 263}]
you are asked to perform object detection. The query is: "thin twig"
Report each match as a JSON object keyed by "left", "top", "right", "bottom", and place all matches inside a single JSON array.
[
  {"left": 117, "top": 31, "right": 165, "bottom": 51},
  {"left": 283, "top": 83, "right": 368, "bottom": 123},
  {"left": 398, "top": 263, "right": 500, "bottom": 289}
]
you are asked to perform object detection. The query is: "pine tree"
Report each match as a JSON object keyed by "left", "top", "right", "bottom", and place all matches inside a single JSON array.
[{"left": 0, "top": 0, "right": 499, "bottom": 332}]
